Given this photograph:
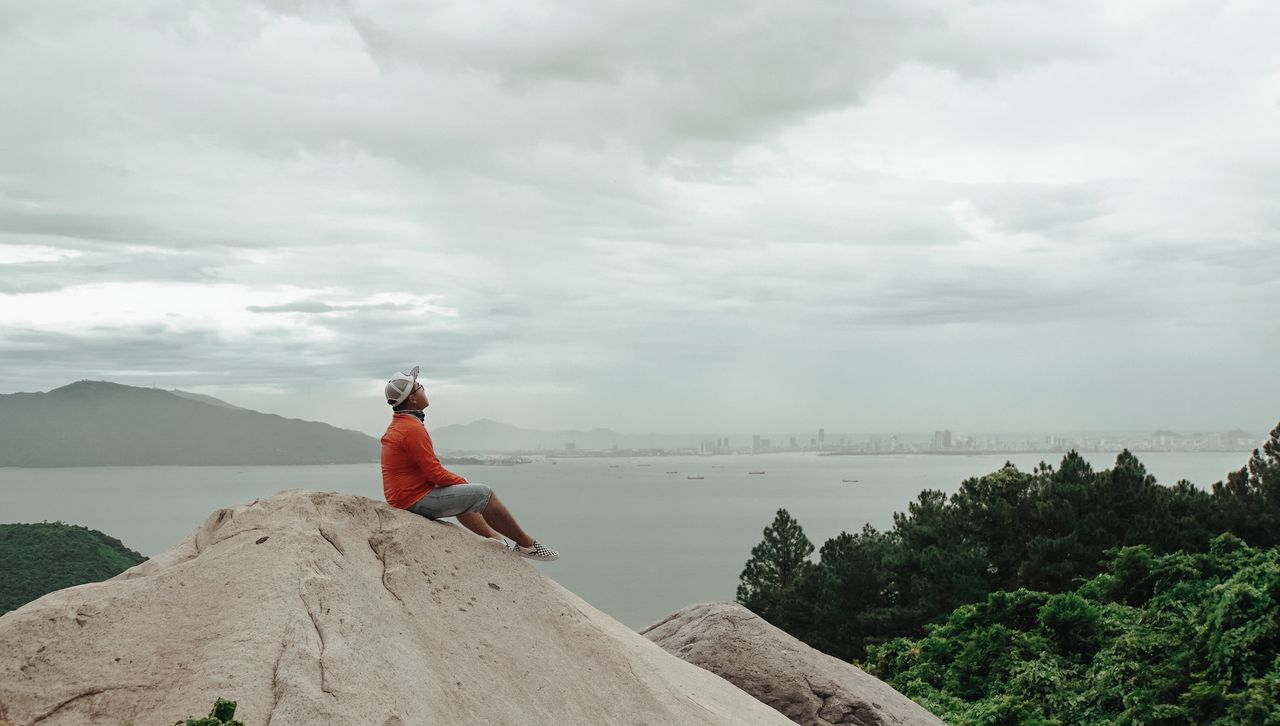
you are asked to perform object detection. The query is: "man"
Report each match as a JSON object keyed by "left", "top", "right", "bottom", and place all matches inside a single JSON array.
[{"left": 381, "top": 366, "right": 559, "bottom": 561}]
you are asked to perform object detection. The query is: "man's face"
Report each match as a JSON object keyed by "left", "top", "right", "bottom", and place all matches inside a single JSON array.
[{"left": 406, "top": 383, "right": 429, "bottom": 410}]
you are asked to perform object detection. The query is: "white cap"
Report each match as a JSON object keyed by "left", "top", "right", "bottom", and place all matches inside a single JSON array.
[{"left": 384, "top": 365, "right": 420, "bottom": 406}]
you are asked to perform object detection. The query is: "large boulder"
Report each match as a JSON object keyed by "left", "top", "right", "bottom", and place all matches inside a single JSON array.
[
  {"left": 642, "top": 602, "right": 946, "bottom": 726},
  {"left": 0, "top": 491, "right": 793, "bottom": 726}
]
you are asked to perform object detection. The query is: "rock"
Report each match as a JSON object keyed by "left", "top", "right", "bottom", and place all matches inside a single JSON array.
[
  {"left": 641, "top": 602, "right": 946, "bottom": 726},
  {"left": 0, "top": 491, "right": 793, "bottom": 726}
]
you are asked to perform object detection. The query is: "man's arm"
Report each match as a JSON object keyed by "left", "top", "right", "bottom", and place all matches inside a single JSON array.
[{"left": 403, "top": 425, "right": 468, "bottom": 486}]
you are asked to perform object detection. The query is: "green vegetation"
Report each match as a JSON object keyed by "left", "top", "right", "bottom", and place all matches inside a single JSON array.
[
  {"left": 738, "top": 422, "right": 1280, "bottom": 723},
  {"left": 867, "top": 536, "right": 1280, "bottom": 725},
  {"left": 0, "top": 521, "right": 146, "bottom": 615},
  {"left": 176, "top": 697, "right": 245, "bottom": 726}
]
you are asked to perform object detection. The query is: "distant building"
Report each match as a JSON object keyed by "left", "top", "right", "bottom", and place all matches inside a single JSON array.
[
  {"left": 818, "top": 428, "right": 825, "bottom": 448},
  {"left": 565, "top": 442, "right": 576, "bottom": 452},
  {"left": 933, "top": 430, "right": 952, "bottom": 450},
  {"left": 752, "top": 434, "right": 760, "bottom": 453}
]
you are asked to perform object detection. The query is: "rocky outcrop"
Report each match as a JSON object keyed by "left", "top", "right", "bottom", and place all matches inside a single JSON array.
[
  {"left": 0, "top": 491, "right": 793, "bottom": 726},
  {"left": 641, "top": 602, "right": 946, "bottom": 726}
]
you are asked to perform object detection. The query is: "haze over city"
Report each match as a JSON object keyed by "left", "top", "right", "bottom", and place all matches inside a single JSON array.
[{"left": 2, "top": 2, "right": 1277, "bottom": 438}]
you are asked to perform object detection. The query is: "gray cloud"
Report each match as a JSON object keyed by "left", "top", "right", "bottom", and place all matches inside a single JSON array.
[{"left": 1, "top": 0, "right": 1278, "bottom": 435}]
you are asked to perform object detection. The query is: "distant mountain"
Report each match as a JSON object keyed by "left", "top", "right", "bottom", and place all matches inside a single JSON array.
[
  {"left": 0, "top": 521, "right": 146, "bottom": 615},
  {"left": 0, "top": 380, "right": 378, "bottom": 466},
  {"left": 431, "top": 418, "right": 698, "bottom": 452},
  {"left": 169, "top": 389, "right": 248, "bottom": 411}
]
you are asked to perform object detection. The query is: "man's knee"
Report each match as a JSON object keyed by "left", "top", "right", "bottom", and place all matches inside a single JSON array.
[{"left": 471, "top": 484, "right": 495, "bottom": 513}]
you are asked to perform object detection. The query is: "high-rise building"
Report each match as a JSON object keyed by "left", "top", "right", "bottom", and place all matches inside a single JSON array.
[
  {"left": 818, "top": 428, "right": 825, "bottom": 448},
  {"left": 752, "top": 434, "right": 760, "bottom": 453},
  {"left": 932, "top": 430, "right": 952, "bottom": 450}
]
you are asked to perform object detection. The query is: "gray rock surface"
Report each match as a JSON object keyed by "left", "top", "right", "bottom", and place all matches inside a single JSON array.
[
  {"left": 0, "top": 491, "right": 794, "bottom": 726},
  {"left": 641, "top": 602, "right": 946, "bottom": 726}
]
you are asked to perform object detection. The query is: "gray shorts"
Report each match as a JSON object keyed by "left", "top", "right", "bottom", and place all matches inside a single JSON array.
[{"left": 407, "top": 483, "right": 493, "bottom": 519}]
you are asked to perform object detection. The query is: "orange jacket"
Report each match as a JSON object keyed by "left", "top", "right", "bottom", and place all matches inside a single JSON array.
[{"left": 380, "top": 413, "right": 467, "bottom": 509}]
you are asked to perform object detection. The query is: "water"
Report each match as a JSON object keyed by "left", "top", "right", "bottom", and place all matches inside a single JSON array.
[{"left": 0, "top": 451, "right": 1247, "bottom": 629}]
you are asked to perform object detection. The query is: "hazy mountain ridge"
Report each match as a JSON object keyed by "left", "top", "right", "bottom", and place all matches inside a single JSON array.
[
  {"left": 0, "top": 380, "right": 378, "bottom": 466},
  {"left": 169, "top": 389, "right": 248, "bottom": 411},
  {"left": 431, "top": 417, "right": 700, "bottom": 452}
]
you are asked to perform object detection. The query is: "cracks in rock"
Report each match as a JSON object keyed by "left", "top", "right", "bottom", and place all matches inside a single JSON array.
[
  {"left": 367, "top": 537, "right": 405, "bottom": 606},
  {"left": 803, "top": 674, "right": 870, "bottom": 726},
  {"left": 211, "top": 527, "right": 268, "bottom": 547},
  {"left": 265, "top": 637, "right": 288, "bottom": 726},
  {"left": 638, "top": 609, "right": 685, "bottom": 636},
  {"left": 318, "top": 528, "right": 344, "bottom": 556},
  {"left": 301, "top": 595, "right": 337, "bottom": 699},
  {"left": 683, "top": 693, "right": 721, "bottom": 720},
  {"left": 28, "top": 685, "right": 149, "bottom": 724}
]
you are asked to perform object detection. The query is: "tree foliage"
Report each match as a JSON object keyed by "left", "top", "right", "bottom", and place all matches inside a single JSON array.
[
  {"left": 736, "top": 421, "right": 1280, "bottom": 672},
  {"left": 866, "top": 535, "right": 1280, "bottom": 725},
  {"left": 0, "top": 521, "right": 146, "bottom": 614},
  {"left": 737, "top": 508, "right": 817, "bottom": 634}
]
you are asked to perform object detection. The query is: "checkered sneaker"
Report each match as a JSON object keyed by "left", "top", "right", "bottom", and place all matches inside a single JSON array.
[{"left": 514, "top": 541, "right": 559, "bottom": 561}]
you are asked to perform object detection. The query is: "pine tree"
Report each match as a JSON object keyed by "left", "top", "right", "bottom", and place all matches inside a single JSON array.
[{"left": 737, "top": 508, "right": 815, "bottom": 624}]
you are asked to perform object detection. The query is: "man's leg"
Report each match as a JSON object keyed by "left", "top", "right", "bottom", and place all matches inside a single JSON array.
[
  {"left": 477, "top": 492, "right": 536, "bottom": 548},
  {"left": 455, "top": 512, "right": 503, "bottom": 540}
]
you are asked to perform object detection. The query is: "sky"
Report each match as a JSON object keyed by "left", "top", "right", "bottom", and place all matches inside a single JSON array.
[{"left": 1, "top": 0, "right": 1278, "bottom": 437}]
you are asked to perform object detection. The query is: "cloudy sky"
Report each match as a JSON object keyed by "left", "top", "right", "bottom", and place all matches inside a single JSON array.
[{"left": 2, "top": 0, "right": 1277, "bottom": 437}]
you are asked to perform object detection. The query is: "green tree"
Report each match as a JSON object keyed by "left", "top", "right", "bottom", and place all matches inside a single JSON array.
[
  {"left": 738, "top": 508, "right": 816, "bottom": 631},
  {"left": 808, "top": 525, "right": 896, "bottom": 660},
  {"left": 883, "top": 488, "right": 990, "bottom": 637},
  {"left": 951, "top": 464, "right": 1038, "bottom": 590},
  {"left": 1213, "top": 422, "right": 1280, "bottom": 547},
  {"left": 1019, "top": 451, "right": 1096, "bottom": 592}
]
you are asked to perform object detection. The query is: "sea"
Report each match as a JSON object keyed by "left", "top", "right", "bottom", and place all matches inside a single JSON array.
[{"left": 0, "top": 451, "right": 1248, "bottom": 629}]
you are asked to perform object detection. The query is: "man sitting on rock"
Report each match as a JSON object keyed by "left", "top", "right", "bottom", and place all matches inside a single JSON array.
[{"left": 381, "top": 366, "right": 559, "bottom": 561}]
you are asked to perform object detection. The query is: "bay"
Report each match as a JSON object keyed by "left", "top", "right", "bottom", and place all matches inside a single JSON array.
[{"left": 0, "top": 450, "right": 1248, "bottom": 629}]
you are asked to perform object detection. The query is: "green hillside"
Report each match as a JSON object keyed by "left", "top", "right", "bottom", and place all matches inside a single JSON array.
[{"left": 0, "top": 522, "right": 147, "bottom": 615}]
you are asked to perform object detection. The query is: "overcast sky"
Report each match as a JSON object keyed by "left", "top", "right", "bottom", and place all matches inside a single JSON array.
[{"left": 1, "top": 1, "right": 1277, "bottom": 437}]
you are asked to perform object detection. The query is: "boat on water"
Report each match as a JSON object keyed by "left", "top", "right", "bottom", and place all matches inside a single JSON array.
[
  {"left": 666, "top": 471, "right": 678, "bottom": 474},
  {"left": 842, "top": 479, "right": 859, "bottom": 483},
  {"left": 748, "top": 471, "right": 765, "bottom": 475},
  {"left": 687, "top": 475, "right": 705, "bottom": 480}
]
